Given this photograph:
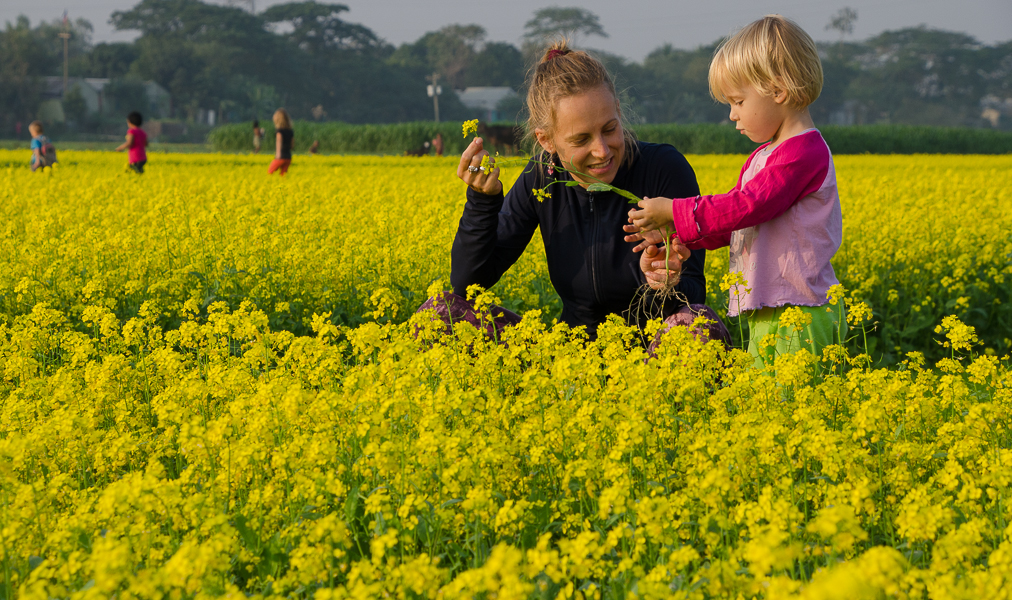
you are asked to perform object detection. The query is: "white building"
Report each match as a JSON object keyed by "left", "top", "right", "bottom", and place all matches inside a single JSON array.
[{"left": 39, "top": 77, "right": 171, "bottom": 122}]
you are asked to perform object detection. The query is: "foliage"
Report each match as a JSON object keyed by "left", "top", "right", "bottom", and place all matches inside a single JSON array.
[
  {"left": 523, "top": 6, "right": 608, "bottom": 49},
  {"left": 261, "top": 2, "right": 381, "bottom": 54},
  {"left": 3, "top": 2, "right": 1011, "bottom": 134},
  {"left": 207, "top": 121, "right": 484, "bottom": 155},
  {"left": 0, "top": 17, "right": 59, "bottom": 129},
  {"left": 209, "top": 120, "right": 1012, "bottom": 155},
  {"left": 0, "top": 151, "right": 1011, "bottom": 598},
  {"left": 103, "top": 78, "right": 151, "bottom": 115}
]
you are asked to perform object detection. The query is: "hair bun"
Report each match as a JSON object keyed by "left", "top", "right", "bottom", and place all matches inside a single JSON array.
[{"left": 546, "top": 48, "right": 569, "bottom": 61}]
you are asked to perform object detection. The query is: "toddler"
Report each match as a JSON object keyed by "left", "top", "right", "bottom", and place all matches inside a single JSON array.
[
  {"left": 115, "top": 112, "right": 148, "bottom": 173},
  {"left": 28, "top": 121, "right": 57, "bottom": 172},
  {"left": 627, "top": 15, "right": 844, "bottom": 367}
]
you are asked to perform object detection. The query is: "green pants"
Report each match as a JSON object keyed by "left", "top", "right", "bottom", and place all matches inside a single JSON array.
[{"left": 747, "top": 303, "right": 847, "bottom": 369}]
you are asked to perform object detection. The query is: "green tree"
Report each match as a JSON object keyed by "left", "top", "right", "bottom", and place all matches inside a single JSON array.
[
  {"left": 75, "top": 42, "right": 138, "bottom": 78},
  {"left": 0, "top": 16, "right": 56, "bottom": 132},
  {"left": 261, "top": 1, "right": 382, "bottom": 55},
  {"left": 112, "top": 0, "right": 303, "bottom": 120},
  {"left": 390, "top": 24, "right": 486, "bottom": 89},
  {"left": 105, "top": 78, "right": 151, "bottom": 114},
  {"left": 825, "top": 7, "right": 858, "bottom": 41},
  {"left": 522, "top": 6, "right": 607, "bottom": 50},
  {"left": 63, "top": 85, "right": 89, "bottom": 126},
  {"left": 835, "top": 28, "right": 989, "bottom": 126},
  {"left": 464, "top": 42, "right": 525, "bottom": 88},
  {"left": 635, "top": 44, "right": 725, "bottom": 124}
]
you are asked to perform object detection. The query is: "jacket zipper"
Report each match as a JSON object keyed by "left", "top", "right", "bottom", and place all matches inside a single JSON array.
[{"left": 588, "top": 192, "right": 603, "bottom": 305}]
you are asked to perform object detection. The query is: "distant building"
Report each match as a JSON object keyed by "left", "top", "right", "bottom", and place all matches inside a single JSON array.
[
  {"left": 39, "top": 77, "right": 171, "bottom": 121},
  {"left": 456, "top": 87, "right": 519, "bottom": 123}
]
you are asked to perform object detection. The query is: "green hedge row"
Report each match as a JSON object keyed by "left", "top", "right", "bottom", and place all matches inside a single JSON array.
[
  {"left": 208, "top": 121, "right": 1012, "bottom": 155},
  {"left": 207, "top": 122, "right": 478, "bottom": 156}
]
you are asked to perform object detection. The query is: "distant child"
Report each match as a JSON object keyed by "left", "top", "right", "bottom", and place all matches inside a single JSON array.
[
  {"left": 268, "top": 108, "right": 293, "bottom": 175},
  {"left": 115, "top": 112, "right": 148, "bottom": 173},
  {"left": 28, "top": 121, "right": 57, "bottom": 172},
  {"left": 253, "top": 120, "right": 264, "bottom": 154},
  {"left": 627, "top": 15, "right": 844, "bottom": 367}
]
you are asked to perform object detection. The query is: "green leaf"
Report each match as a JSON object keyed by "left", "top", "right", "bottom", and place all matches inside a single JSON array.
[
  {"left": 615, "top": 188, "right": 642, "bottom": 203},
  {"left": 586, "top": 182, "right": 641, "bottom": 203}
]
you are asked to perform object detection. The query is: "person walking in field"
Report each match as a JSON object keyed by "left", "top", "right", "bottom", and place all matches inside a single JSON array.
[
  {"left": 268, "top": 109, "right": 294, "bottom": 176},
  {"left": 252, "top": 120, "right": 264, "bottom": 154},
  {"left": 115, "top": 112, "right": 148, "bottom": 174},
  {"left": 627, "top": 15, "right": 845, "bottom": 367},
  {"left": 28, "top": 121, "right": 57, "bottom": 172}
]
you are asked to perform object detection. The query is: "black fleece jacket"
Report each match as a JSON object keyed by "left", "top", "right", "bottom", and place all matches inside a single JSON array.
[{"left": 451, "top": 141, "right": 706, "bottom": 337}]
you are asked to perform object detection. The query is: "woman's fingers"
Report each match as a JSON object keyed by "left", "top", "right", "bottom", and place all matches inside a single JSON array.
[
  {"left": 651, "top": 256, "right": 683, "bottom": 271},
  {"left": 456, "top": 137, "right": 483, "bottom": 179},
  {"left": 458, "top": 138, "right": 503, "bottom": 195}
]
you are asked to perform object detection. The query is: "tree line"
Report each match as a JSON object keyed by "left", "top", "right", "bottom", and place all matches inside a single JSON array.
[{"left": 1, "top": 0, "right": 1010, "bottom": 137}]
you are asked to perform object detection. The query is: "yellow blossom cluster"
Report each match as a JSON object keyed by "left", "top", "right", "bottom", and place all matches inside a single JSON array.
[{"left": 0, "top": 150, "right": 1010, "bottom": 598}]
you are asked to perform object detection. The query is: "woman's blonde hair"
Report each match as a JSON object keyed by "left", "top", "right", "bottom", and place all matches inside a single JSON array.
[
  {"left": 273, "top": 108, "right": 292, "bottom": 129},
  {"left": 524, "top": 39, "right": 637, "bottom": 169},
  {"left": 708, "top": 15, "right": 823, "bottom": 108}
]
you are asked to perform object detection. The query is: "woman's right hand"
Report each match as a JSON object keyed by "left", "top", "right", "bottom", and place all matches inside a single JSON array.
[{"left": 457, "top": 137, "right": 502, "bottom": 195}]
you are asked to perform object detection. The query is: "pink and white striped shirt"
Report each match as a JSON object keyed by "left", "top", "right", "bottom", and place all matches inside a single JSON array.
[{"left": 671, "top": 129, "right": 842, "bottom": 316}]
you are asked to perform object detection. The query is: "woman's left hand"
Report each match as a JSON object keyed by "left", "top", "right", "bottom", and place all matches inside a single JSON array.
[
  {"left": 457, "top": 137, "right": 502, "bottom": 195},
  {"left": 622, "top": 226, "right": 665, "bottom": 253},
  {"left": 640, "top": 243, "right": 689, "bottom": 289}
]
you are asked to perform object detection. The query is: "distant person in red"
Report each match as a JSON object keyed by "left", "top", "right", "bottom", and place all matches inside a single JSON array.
[
  {"left": 115, "top": 111, "right": 148, "bottom": 173},
  {"left": 432, "top": 132, "right": 444, "bottom": 157},
  {"left": 268, "top": 108, "right": 293, "bottom": 176}
]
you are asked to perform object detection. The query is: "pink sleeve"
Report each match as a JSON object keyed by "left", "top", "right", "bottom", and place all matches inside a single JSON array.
[{"left": 671, "top": 133, "right": 830, "bottom": 249}]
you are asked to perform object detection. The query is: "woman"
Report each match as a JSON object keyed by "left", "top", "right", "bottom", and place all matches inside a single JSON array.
[
  {"left": 430, "top": 41, "right": 727, "bottom": 343},
  {"left": 268, "top": 109, "right": 294, "bottom": 176}
]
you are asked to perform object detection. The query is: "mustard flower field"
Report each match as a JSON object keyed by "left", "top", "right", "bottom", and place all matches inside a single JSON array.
[{"left": 0, "top": 150, "right": 1010, "bottom": 599}]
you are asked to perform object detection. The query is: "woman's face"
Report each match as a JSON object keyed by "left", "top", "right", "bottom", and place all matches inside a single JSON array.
[{"left": 536, "top": 84, "right": 625, "bottom": 186}]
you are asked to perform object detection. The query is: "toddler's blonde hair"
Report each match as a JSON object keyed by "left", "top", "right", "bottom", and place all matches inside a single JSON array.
[
  {"left": 272, "top": 108, "right": 292, "bottom": 129},
  {"left": 708, "top": 15, "right": 823, "bottom": 108}
]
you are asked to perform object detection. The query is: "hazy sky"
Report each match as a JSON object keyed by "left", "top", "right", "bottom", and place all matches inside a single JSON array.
[{"left": 4, "top": 0, "right": 1010, "bottom": 61}]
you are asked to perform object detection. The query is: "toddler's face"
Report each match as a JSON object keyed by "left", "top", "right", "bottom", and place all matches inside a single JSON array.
[{"left": 724, "top": 85, "right": 790, "bottom": 144}]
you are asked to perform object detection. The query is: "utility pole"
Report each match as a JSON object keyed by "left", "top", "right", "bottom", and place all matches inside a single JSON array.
[{"left": 426, "top": 73, "right": 442, "bottom": 123}]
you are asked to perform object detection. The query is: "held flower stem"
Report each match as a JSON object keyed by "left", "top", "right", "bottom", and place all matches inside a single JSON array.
[{"left": 464, "top": 127, "right": 679, "bottom": 287}]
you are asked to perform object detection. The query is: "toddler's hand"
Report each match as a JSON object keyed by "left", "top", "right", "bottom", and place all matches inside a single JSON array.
[{"left": 627, "top": 197, "right": 674, "bottom": 232}]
